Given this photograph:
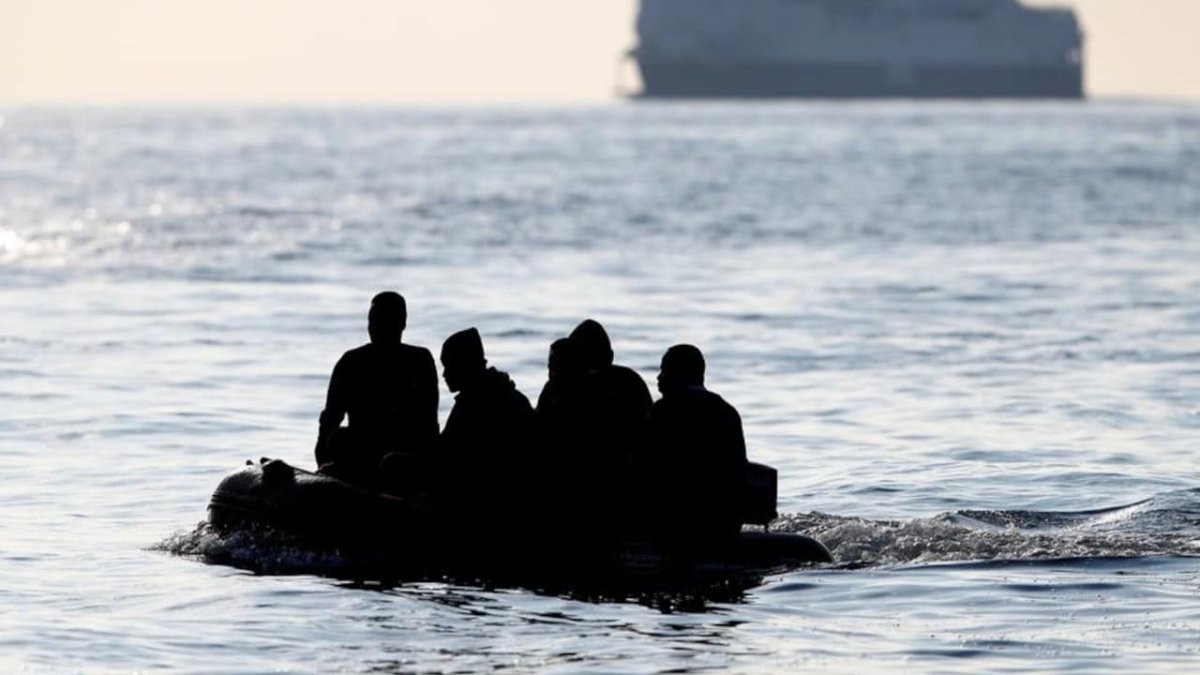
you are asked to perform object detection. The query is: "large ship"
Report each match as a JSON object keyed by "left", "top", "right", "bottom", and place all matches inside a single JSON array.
[{"left": 632, "top": 0, "right": 1084, "bottom": 98}]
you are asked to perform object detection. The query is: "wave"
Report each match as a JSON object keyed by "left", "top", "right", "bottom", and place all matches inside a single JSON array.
[
  {"left": 774, "top": 490, "right": 1200, "bottom": 567},
  {"left": 155, "top": 523, "right": 362, "bottom": 576}
]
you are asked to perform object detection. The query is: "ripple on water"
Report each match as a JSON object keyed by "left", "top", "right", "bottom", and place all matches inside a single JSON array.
[{"left": 2, "top": 104, "right": 1198, "bottom": 672}]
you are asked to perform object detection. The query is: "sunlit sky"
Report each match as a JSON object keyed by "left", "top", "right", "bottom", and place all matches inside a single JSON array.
[{"left": 1, "top": 0, "right": 1197, "bottom": 104}]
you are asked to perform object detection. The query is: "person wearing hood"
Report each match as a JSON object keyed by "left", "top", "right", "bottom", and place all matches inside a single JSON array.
[
  {"left": 535, "top": 320, "right": 651, "bottom": 482},
  {"left": 566, "top": 319, "right": 653, "bottom": 432},
  {"left": 538, "top": 320, "right": 652, "bottom": 451},
  {"left": 438, "top": 327, "right": 537, "bottom": 527},
  {"left": 536, "top": 319, "right": 652, "bottom": 551},
  {"left": 534, "top": 337, "right": 585, "bottom": 434}
]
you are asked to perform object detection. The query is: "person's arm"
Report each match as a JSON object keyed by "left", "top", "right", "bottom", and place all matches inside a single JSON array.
[
  {"left": 315, "top": 355, "right": 349, "bottom": 465},
  {"left": 417, "top": 348, "right": 440, "bottom": 447},
  {"left": 616, "top": 367, "right": 654, "bottom": 463},
  {"left": 722, "top": 404, "right": 749, "bottom": 508},
  {"left": 629, "top": 369, "right": 653, "bottom": 420},
  {"left": 535, "top": 380, "right": 555, "bottom": 415},
  {"left": 730, "top": 407, "right": 748, "bottom": 465},
  {"left": 639, "top": 400, "right": 674, "bottom": 517}
]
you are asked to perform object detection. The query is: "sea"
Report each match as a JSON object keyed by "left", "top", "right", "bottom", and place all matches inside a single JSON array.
[{"left": 1, "top": 101, "right": 1197, "bottom": 673}]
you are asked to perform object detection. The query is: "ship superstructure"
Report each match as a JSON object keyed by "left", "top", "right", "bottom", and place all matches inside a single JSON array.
[{"left": 633, "top": 0, "right": 1084, "bottom": 98}]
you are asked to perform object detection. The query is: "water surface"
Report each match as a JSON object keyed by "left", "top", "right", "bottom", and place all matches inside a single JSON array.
[{"left": 2, "top": 102, "right": 1198, "bottom": 672}]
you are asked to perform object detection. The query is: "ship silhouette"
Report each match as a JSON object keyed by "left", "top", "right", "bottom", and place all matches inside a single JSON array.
[{"left": 629, "top": 0, "right": 1084, "bottom": 99}]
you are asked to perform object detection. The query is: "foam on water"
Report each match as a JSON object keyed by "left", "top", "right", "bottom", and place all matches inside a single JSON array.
[
  {"left": 156, "top": 523, "right": 356, "bottom": 576},
  {"left": 780, "top": 492, "right": 1200, "bottom": 567}
]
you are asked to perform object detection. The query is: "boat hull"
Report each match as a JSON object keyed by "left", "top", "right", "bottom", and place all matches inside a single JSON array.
[
  {"left": 207, "top": 460, "right": 833, "bottom": 583},
  {"left": 636, "top": 60, "right": 1084, "bottom": 99}
]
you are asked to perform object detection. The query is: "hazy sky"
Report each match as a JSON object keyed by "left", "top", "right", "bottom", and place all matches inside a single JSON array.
[{"left": 1, "top": 0, "right": 1197, "bottom": 104}]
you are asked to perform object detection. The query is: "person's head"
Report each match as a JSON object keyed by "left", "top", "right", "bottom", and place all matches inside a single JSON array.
[
  {"left": 657, "top": 344, "right": 705, "bottom": 396},
  {"left": 368, "top": 291, "right": 407, "bottom": 345},
  {"left": 440, "top": 327, "right": 487, "bottom": 393},
  {"left": 569, "top": 319, "right": 614, "bottom": 370},
  {"left": 547, "top": 337, "right": 582, "bottom": 385}
]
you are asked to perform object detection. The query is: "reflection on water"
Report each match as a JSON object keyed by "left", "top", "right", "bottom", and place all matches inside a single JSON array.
[
  {"left": 354, "top": 583, "right": 761, "bottom": 674},
  {"left": 2, "top": 102, "right": 1199, "bottom": 672}
]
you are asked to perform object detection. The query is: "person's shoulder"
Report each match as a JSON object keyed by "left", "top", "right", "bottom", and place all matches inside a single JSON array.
[
  {"left": 611, "top": 363, "right": 642, "bottom": 380},
  {"left": 611, "top": 364, "right": 651, "bottom": 391},
  {"left": 702, "top": 388, "right": 741, "bottom": 419},
  {"left": 509, "top": 387, "right": 534, "bottom": 414},
  {"left": 337, "top": 343, "right": 374, "bottom": 365},
  {"left": 397, "top": 342, "right": 432, "bottom": 356},
  {"left": 485, "top": 369, "right": 532, "bottom": 408},
  {"left": 675, "top": 386, "right": 732, "bottom": 410},
  {"left": 649, "top": 392, "right": 681, "bottom": 415},
  {"left": 398, "top": 343, "right": 435, "bottom": 362}
]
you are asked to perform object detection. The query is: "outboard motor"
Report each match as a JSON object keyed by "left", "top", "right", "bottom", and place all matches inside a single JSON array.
[
  {"left": 742, "top": 462, "right": 779, "bottom": 528},
  {"left": 736, "top": 462, "right": 833, "bottom": 565}
]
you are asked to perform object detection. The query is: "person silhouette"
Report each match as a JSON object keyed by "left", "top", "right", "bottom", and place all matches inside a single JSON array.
[
  {"left": 535, "top": 337, "right": 583, "bottom": 426},
  {"left": 539, "top": 320, "right": 652, "bottom": 552},
  {"left": 568, "top": 319, "right": 653, "bottom": 426},
  {"left": 315, "top": 291, "right": 439, "bottom": 485},
  {"left": 535, "top": 321, "right": 651, "bottom": 463},
  {"left": 643, "top": 344, "right": 747, "bottom": 553},
  {"left": 438, "top": 328, "right": 537, "bottom": 547}
]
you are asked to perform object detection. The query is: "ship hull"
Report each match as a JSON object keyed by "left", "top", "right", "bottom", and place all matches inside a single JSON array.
[{"left": 637, "top": 60, "right": 1083, "bottom": 99}]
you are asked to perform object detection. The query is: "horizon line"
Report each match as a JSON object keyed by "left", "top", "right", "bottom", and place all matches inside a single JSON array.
[{"left": 3, "top": 94, "right": 1200, "bottom": 110}]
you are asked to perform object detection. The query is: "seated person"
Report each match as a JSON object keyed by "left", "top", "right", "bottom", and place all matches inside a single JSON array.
[
  {"left": 535, "top": 337, "right": 585, "bottom": 431},
  {"left": 568, "top": 319, "right": 653, "bottom": 438},
  {"left": 315, "top": 291, "right": 439, "bottom": 485},
  {"left": 545, "top": 320, "right": 653, "bottom": 546},
  {"left": 642, "top": 344, "right": 748, "bottom": 551},
  {"left": 438, "top": 327, "right": 537, "bottom": 525}
]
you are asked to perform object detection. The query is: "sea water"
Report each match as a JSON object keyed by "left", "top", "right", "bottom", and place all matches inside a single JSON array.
[{"left": 1, "top": 102, "right": 1198, "bottom": 672}]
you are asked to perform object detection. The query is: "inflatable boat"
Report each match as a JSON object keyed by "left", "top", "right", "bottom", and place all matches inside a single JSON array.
[{"left": 207, "top": 458, "right": 832, "bottom": 583}]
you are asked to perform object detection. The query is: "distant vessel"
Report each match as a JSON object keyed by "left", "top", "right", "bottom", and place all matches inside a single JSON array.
[{"left": 631, "top": 0, "right": 1084, "bottom": 99}]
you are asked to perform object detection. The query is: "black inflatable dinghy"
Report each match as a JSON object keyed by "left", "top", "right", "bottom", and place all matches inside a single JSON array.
[{"left": 207, "top": 458, "right": 832, "bottom": 582}]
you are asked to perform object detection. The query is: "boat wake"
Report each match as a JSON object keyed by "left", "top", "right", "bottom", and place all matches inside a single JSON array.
[{"left": 774, "top": 489, "right": 1200, "bottom": 567}]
